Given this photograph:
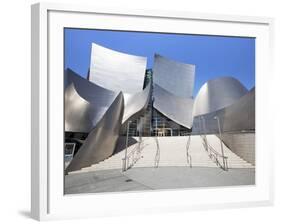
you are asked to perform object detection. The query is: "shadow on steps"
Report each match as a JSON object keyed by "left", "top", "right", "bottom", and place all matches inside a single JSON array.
[{"left": 113, "top": 136, "right": 138, "bottom": 155}]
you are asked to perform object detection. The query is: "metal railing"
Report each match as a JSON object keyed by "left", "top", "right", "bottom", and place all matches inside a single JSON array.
[
  {"left": 186, "top": 135, "right": 192, "bottom": 168},
  {"left": 201, "top": 135, "right": 228, "bottom": 171},
  {"left": 122, "top": 118, "right": 145, "bottom": 171},
  {"left": 154, "top": 137, "right": 160, "bottom": 168},
  {"left": 152, "top": 127, "right": 173, "bottom": 136},
  {"left": 122, "top": 139, "right": 144, "bottom": 171}
]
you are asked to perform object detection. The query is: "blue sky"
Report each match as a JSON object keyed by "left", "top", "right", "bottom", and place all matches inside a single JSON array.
[{"left": 64, "top": 28, "right": 255, "bottom": 95}]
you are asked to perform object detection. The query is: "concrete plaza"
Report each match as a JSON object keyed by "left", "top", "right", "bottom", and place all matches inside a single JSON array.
[
  {"left": 65, "top": 135, "right": 255, "bottom": 194},
  {"left": 65, "top": 166, "right": 255, "bottom": 194}
]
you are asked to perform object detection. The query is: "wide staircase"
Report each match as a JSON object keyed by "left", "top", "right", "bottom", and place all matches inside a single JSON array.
[{"left": 68, "top": 135, "right": 254, "bottom": 174}]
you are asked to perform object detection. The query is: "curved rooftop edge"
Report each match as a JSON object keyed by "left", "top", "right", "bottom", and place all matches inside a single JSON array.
[
  {"left": 65, "top": 68, "right": 118, "bottom": 132},
  {"left": 122, "top": 81, "right": 152, "bottom": 124},
  {"left": 153, "top": 54, "right": 195, "bottom": 98},
  {"left": 153, "top": 84, "right": 194, "bottom": 129},
  {"left": 89, "top": 43, "right": 147, "bottom": 94},
  {"left": 66, "top": 92, "right": 124, "bottom": 173},
  {"left": 193, "top": 76, "right": 248, "bottom": 117}
]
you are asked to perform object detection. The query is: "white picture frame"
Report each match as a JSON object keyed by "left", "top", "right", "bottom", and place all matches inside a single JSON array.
[{"left": 31, "top": 2, "right": 274, "bottom": 221}]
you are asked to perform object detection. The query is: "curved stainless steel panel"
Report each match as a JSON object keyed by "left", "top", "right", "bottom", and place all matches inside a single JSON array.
[
  {"left": 193, "top": 77, "right": 248, "bottom": 117},
  {"left": 122, "top": 81, "right": 152, "bottom": 123},
  {"left": 65, "top": 83, "right": 95, "bottom": 133},
  {"left": 222, "top": 87, "right": 255, "bottom": 131},
  {"left": 65, "top": 69, "right": 118, "bottom": 132},
  {"left": 192, "top": 87, "right": 255, "bottom": 134},
  {"left": 153, "top": 54, "right": 195, "bottom": 98},
  {"left": 89, "top": 43, "right": 147, "bottom": 94},
  {"left": 153, "top": 84, "right": 194, "bottom": 129},
  {"left": 66, "top": 92, "right": 125, "bottom": 173}
]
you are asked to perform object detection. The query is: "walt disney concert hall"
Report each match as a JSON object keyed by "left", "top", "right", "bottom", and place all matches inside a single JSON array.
[{"left": 64, "top": 43, "right": 255, "bottom": 173}]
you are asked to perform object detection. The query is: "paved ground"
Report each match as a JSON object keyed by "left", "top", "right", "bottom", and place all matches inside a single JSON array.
[{"left": 65, "top": 167, "right": 255, "bottom": 194}]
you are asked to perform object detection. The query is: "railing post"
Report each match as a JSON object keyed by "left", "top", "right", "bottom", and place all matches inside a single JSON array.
[
  {"left": 202, "top": 116, "right": 209, "bottom": 145},
  {"left": 154, "top": 137, "right": 160, "bottom": 168},
  {"left": 186, "top": 135, "right": 192, "bottom": 168},
  {"left": 138, "top": 117, "right": 142, "bottom": 153},
  {"left": 123, "top": 120, "right": 131, "bottom": 172},
  {"left": 214, "top": 116, "right": 226, "bottom": 170}
]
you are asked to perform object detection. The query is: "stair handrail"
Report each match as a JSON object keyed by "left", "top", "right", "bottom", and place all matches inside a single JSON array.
[
  {"left": 124, "top": 140, "right": 144, "bottom": 170},
  {"left": 154, "top": 137, "right": 160, "bottom": 168},
  {"left": 186, "top": 135, "right": 192, "bottom": 168},
  {"left": 122, "top": 118, "right": 145, "bottom": 171},
  {"left": 201, "top": 136, "right": 228, "bottom": 171}
]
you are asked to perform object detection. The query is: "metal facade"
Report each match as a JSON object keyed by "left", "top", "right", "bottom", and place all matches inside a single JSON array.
[
  {"left": 65, "top": 44, "right": 151, "bottom": 171},
  {"left": 192, "top": 87, "right": 255, "bottom": 134},
  {"left": 65, "top": 69, "right": 118, "bottom": 132},
  {"left": 65, "top": 42, "right": 255, "bottom": 172},
  {"left": 153, "top": 54, "right": 195, "bottom": 98},
  {"left": 89, "top": 43, "right": 151, "bottom": 123},
  {"left": 193, "top": 76, "right": 248, "bottom": 117},
  {"left": 89, "top": 43, "right": 147, "bottom": 94},
  {"left": 122, "top": 81, "right": 152, "bottom": 124},
  {"left": 66, "top": 92, "right": 124, "bottom": 173},
  {"left": 153, "top": 84, "right": 194, "bottom": 129},
  {"left": 153, "top": 54, "right": 195, "bottom": 129}
]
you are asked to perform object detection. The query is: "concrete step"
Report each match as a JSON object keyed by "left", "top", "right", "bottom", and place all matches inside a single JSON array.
[
  {"left": 203, "top": 135, "right": 254, "bottom": 169},
  {"left": 69, "top": 135, "right": 254, "bottom": 174}
]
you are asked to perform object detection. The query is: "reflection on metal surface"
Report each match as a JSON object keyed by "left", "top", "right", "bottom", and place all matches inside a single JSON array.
[
  {"left": 65, "top": 68, "right": 117, "bottom": 132},
  {"left": 153, "top": 84, "right": 194, "bottom": 129},
  {"left": 122, "top": 81, "right": 151, "bottom": 124},
  {"left": 153, "top": 54, "right": 195, "bottom": 98},
  {"left": 88, "top": 43, "right": 150, "bottom": 125},
  {"left": 221, "top": 87, "right": 255, "bottom": 131},
  {"left": 89, "top": 43, "right": 147, "bottom": 94},
  {"left": 65, "top": 84, "right": 92, "bottom": 133},
  {"left": 193, "top": 77, "right": 248, "bottom": 117},
  {"left": 66, "top": 92, "right": 124, "bottom": 173},
  {"left": 192, "top": 88, "right": 255, "bottom": 134},
  {"left": 152, "top": 54, "right": 195, "bottom": 129},
  {"left": 64, "top": 41, "right": 255, "bottom": 173}
]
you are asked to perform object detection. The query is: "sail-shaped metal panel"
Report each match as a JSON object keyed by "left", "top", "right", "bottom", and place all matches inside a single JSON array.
[
  {"left": 152, "top": 54, "right": 195, "bottom": 128},
  {"left": 122, "top": 81, "right": 152, "bottom": 124},
  {"left": 89, "top": 43, "right": 151, "bottom": 124},
  {"left": 153, "top": 84, "right": 194, "bottom": 129},
  {"left": 89, "top": 43, "right": 147, "bottom": 94},
  {"left": 153, "top": 54, "right": 195, "bottom": 98},
  {"left": 66, "top": 92, "right": 124, "bottom": 173},
  {"left": 65, "top": 68, "right": 118, "bottom": 132}
]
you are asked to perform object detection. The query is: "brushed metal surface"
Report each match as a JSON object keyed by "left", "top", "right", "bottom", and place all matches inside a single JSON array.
[
  {"left": 89, "top": 43, "right": 147, "bottom": 94},
  {"left": 153, "top": 54, "right": 195, "bottom": 98},
  {"left": 193, "top": 76, "right": 248, "bottom": 117},
  {"left": 122, "top": 81, "right": 152, "bottom": 124},
  {"left": 222, "top": 87, "right": 255, "bottom": 131},
  {"left": 152, "top": 54, "right": 195, "bottom": 128},
  {"left": 65, "top": 83, "right": 95, "bottom": 133},
  {"left": 66, "top": 92, "right": 124, "bottom": 173},
  {"left": 153, "top": 84, "right": 194, "bottom": 129},
  {"left": 65, "top": 68, "right": 118, "bottom": 132},
  {"left": 192, "top": 87, "right": 255, "bottom": 134}
]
